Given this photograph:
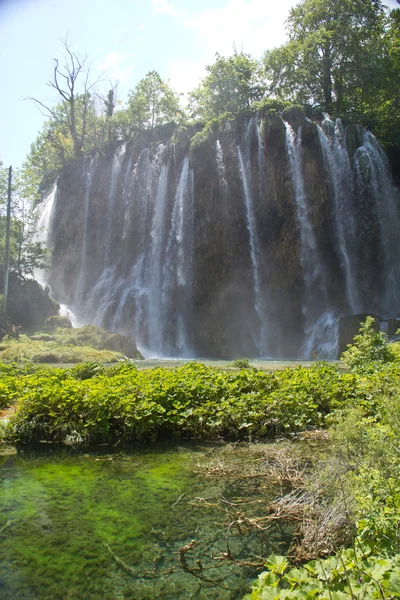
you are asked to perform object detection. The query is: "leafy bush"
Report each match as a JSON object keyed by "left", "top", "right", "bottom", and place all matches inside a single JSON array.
[
  {"left": 244, "top": 356, "right": 400, "bottom": 600},
  {"left": 69, "top": 362, "right": 105, "bottom": 380},
  {"left": 231, "top": 358, "right": 252, "bottom": 369},
  {"left": 245, "top": 549, "right": 400, "bottom": 599},
  {"left": 0, "top": 361, "right": 360, "bottom": 445},
  {"left": 341, "top": 316, "right": 397, "bottom": 374}
]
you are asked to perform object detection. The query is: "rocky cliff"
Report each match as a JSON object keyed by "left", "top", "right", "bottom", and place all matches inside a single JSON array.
[{"left": 41, "top": 111, "right": 400, "bottom": 359}]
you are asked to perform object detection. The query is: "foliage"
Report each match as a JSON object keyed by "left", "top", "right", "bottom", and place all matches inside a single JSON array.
[
  {"left": 189, "top": 52, "right": 265, "bottom": 121},
  {"left": 245, "top": 549, "right": 400, "bottom": 599},
  {"left": 245, "top": 402, "right": 400, "bottom": 598},
  {"left": 244, "top": 337, "right": 400, "bottom": 600},
  {"left": 370, "top": 5, "right": 400, "bottom": 148},
  {"left": 231, "top": 358, "right": 252, "bottom": 369},
  {"left": 126, "top": 71, "right": 182, "bottom": 137},
  {"left": 263, "top": 0, "right": 386, "bottom": 114},
  {"left": 69, "top": 361, "right": 105, "bottom": 380},
  {"left": 0, "top": 162, "right": 49, "bottom": 278},
  {"left": 0, "top": 324, "right": 142, "bottom": 362},
  {"left": 341, "top": 316, "right": 397, "bottom": 374},
  {"left": 0, "top": 361, "right": 385, "bottom": 445}
]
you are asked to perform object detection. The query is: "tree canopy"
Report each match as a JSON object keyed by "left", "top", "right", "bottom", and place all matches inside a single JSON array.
[
  {"left": 189, "top": 52, "right": 265, "bottom": 121},
  {"left": 20, "top": 0, "right": 400, "bottom": 190},
  {"left": 263, "top": 0, "right": 386, "bottom": 114}
]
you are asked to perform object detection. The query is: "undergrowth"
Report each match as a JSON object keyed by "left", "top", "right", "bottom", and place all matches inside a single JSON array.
[{"left": 244, "top": 317, "right": 400, "bottom": 599}]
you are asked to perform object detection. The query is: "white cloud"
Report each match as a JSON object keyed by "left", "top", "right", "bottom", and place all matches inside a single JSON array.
[
  {"left": 183, "top": 0, "right": 295, "bottom": 59},
  {"left": 152, "top": 0, "right": 178, "bottom": 16},
  {"left": 98, "top": 51, "right": 135, "bottom": 82},
  {"left": 167, "top": 58, "right": 206, "bottom": 98},
  {"left": 163, "top": 0, "right": 297, "bottom": 95}
]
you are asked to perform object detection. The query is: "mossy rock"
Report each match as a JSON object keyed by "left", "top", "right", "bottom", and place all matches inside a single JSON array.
[
  {"left": 0, "top": 323, "right": 142, "bottom": 363},
  {"left": 43, "top": 315, "right": 73, "bottom": 332},
  {"left": 282, "top": 105, "right": 306, "bottom": 130},
  {"left": 0, "top": 340, "right": 125, "bottom": 363},
  {"left": 50, "top": 324, "right": 143, "bottom": 359}
]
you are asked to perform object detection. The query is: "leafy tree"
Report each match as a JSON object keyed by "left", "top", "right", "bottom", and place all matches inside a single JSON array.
[
  {"left": 189, "top": 52, "right": 265, "bottom": 121},
  {"left": 127, "top": 71, "right": 181, "bottom": 136},
  {"left": 263, "top": 0, "right": 386, "bottom": 115},
  {"left": 0, "top": 159, "right": 48, "bottom": 279},
  {"left": 367, "top": 3, "right": 400, "bottom": 147}
]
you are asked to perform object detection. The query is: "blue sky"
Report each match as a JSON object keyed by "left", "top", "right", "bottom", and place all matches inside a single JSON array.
[{"left": 0, "top": 0, "right": 398, "bottom": 169}]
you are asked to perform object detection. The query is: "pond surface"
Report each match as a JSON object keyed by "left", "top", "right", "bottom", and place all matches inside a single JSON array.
[{"left": 0, "top": 443, "right": 292, "bottom": 600}]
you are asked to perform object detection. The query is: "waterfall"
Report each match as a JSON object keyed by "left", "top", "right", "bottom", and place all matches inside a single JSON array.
[
  {"left": 237, "top": 119, "right": 268, "bottom": 356},
  {"left": 75, "top": 156, "right": 95, "bottom": 306},
  {"left": 284, "top": 122, "right": 329, "bottom": 357},
  {"left": 215, "top": 140, "right": 228, "bottom": 194},
  {"left": 303, "top": 311, "right": 339, "bottom": 360},
  {"left": 358, "top": 131, "right": 400, "bottom": 316},
  {"left": 256, "top": 116, "right": 268, "bottom": 198},
  {"left": 33, "top": 182, "right": 57, "bottom": 289},
  {"left": 145, "top": 146, "right": 170, "bottom": 356},
  {"left": 162, "top": 156, "right": 194, "bottom": 355},
  {"left": 35, "top": 182, "right": 57, "bottom": 248},
  {"left": 104, "top": 143, "right": 127, "bottom": 268},
  {"left": 43, "top": 116, "right": 400, "bottom": 360},
  {"left": 317, "top": 116, "right": 360, "bottom": 314}
]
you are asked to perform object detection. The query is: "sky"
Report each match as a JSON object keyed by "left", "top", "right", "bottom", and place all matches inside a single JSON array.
[{"left": 0, "top": 0, "right": 398, "bottom": 169}]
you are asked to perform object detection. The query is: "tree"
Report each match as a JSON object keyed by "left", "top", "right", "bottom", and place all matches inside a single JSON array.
[
  {"left": 28, "top": 39, "right": 99, "bottom": 161},
  {"left": 127, "top": 71, "right": 181, "bottom": 136},
  {"left": 189, "top": 52, "right": 265, "bottom": 121},
  {"left": 0, "top": 159, "right": 48, "bottom": 279},
  {"left": 263, "top": 0, "right": 386, "bottom": 116},
  {"left": 367, "top": 3, "right": 400, "bottom": 147}
]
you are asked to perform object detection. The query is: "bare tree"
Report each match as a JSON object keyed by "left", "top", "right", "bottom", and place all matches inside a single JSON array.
[{"left": 27, "top": 38, "right": 100, "bottom": 161}]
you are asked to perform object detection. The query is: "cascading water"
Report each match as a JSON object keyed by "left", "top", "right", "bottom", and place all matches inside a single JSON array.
[
  {"left": 215, "top": 140, "right": 228, "bottom": 194},
  {"left": 237, "top": 119, "right": 268, "bottom": 356},
  {"left": 317, "top": 116, "right": 360, "bottom": 314},
  {"left": 104, "top": 143, "right": 127, "bottom": 268},
  {"left": 44, "top": 114, "right": 400, "bottom": 360},
  {"left": 33, "top": 181, "right": 57, "bottom": 290},
  {"left": 162, "top": 156, "right": 194, "bottom": 355},
  {"left": 284, "top": 122, "right": 331, "bottom": 357},
  {"left": 145, "top": 147, "right": 170, "bottom": 355},
  {"left": 35, "top": 181, "right": 57, "bottom": 248},
  {"left": 75, "top": 155, "right": 95, "bottom": 307},
  {"left": 355, "top": 131, "right": 400, "bottom": 316}
]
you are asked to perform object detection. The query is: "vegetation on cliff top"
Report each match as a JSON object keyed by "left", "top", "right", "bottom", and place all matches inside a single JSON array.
[{"left": 17, "top": 0, "right": 400, "bottom": 199}]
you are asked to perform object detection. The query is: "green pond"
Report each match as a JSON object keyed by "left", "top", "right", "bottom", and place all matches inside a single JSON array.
[{"left": 0, "top": 442, "right": 293, "bottom": 599}]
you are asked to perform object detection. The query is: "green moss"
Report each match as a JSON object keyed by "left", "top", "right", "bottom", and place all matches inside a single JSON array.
[
  {"left": 0, "top": 340, "right": 125, "bottom": 363},
  {"left": 43, "top": 315, "right": 73, "bottom": 331},
  {"left": 0, "top": 323, "right": 143, "bottom": 363}
]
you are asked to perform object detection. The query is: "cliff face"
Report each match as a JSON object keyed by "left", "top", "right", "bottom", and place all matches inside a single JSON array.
[{"left": 43, "top": 112, "right": 400, "bottom": 359}]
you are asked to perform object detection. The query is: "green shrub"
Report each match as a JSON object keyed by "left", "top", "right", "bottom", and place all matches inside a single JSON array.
[
  {"left": 341, "top": 316, "right": 397, "bottom": 374},
  {"left": 69, "top": 362, "right": 105, "bottom": 380},
  {"left": 0, "top": 361, "right": 365, "bottom": 445},
  {"left": 231, "top": 358, "right": 252, "bottom": 369},
  {"left": 244, "top": 550, "right": 400, "bottom": 599}
]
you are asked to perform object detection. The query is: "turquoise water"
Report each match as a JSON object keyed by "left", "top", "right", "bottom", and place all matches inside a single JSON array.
[{"left": 0, "top": 443, "right": 292, "bottom": 599}]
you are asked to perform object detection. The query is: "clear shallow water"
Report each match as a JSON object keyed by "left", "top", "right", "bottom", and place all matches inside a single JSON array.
[
  {"left": 132, "top": 358, "right": 318, "bottom": 370},
  {"left": 0, "top": 443, "right": 292, "bottom": 600}
]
